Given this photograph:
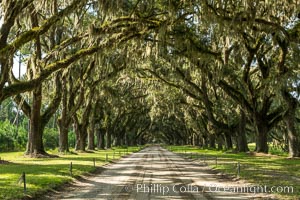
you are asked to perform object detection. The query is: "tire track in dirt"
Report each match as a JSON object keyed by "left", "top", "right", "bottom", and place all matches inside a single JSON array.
[
  {"left": 44, "top": 145, "right": 276, "bottom": 200},
  {"left": 160, "top": 147, "right": 211, "bottom": 200},
  {"left": 116, "top": 153, "right": 149, "bottom": 199}
]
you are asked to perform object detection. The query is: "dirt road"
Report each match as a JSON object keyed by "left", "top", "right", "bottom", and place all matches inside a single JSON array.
[{"left": 47, "top": 146, "right": 275, "bottom": 200}]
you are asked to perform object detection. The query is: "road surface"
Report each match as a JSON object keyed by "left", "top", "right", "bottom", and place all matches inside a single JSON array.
[{"left": 46, "top": 146, "right": 275, "bottom": 200}]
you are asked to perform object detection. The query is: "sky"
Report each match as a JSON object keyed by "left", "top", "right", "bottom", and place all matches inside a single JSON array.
[
  {"left": 0, "top": 14, "right": 27, "bottom": 78},
  {"left": 12, "top": 54, "right": 27, "bottom": 78}
]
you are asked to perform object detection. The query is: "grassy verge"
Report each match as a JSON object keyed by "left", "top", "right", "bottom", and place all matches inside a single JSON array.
[
  {"left": 166, "top": 145, "right": 299, "bottom": 200},
  {"left": 0, "top": 146, "right": 141, "bottom": 200}
]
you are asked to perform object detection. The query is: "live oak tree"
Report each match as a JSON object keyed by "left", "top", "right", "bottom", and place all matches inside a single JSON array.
[
  {"left": 200, "top": 0, "right": 300, "bottom": 156},
  {"left": 0, "top": 0, "right": 299, "bottom": 157},
  {"left": 0, "top": 0, "right": 171, "bottom": 156}
]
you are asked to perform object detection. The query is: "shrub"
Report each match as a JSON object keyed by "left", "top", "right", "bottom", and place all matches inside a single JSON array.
[
  {"left": 0, "top": 120, "right": 27, "bottom": 151},
  {"left": 43, "top": 128, "right": 59, "bottom": 150}
]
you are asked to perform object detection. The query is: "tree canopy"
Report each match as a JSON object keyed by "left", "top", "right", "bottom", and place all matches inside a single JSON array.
[{"left": 0, "top": 0, "right": 299, "bottom": 157}]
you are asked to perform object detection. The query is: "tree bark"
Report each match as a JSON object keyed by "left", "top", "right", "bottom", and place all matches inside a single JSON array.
[
  {"left": 74, "top": 121, "right": 81, "bottom": 151},
  {"left": 25, "top": 86, "right": 46, "bottom": 156},
  {"left": 78, "top": 132, "right": 87, "bottom": 151},
  {"left": 282, "top": 91, "right": 300, "bottom": 157},
  {"left": 87, "top": 112, "right": 95, "bottom": 150},
  {"left": 202, "top": 136, "right": 208, "bottom": 148},
  {"left": 115, "top": 136, "right": 121, "bottom": 146},
  {"left": 97, "top": 128, "right": 106, "bottom": 149},
  {"left": 224, "top": 132, "right": 233, "bottom": 150},
  {"left": 255, "top": 119, "right": 269, "bottom": 153},
  {"left": 58, "top": 118, "right": 69, "bottom": 152},
  {"left": 73, "top": 120, "right": 89, "bottom": 151},
  {"left": 237, "top": 110, "right": 249, "bottom": 152},
  {"left": 217, "top": 135, "right": 223, "bottom": 150},
  {"left": 209, "top": 134, "right": 216, "bottom": 149},
  {"left": 106, "top": 129, "right": 112, "bottom": 149},
  {"left": 58, "top": 77, "right": 69, "bottom": 153}
]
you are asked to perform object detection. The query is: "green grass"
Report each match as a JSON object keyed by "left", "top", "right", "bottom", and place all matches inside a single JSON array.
[
  {"left": 0, "top": 146, "right": 141, "bottom": 200},
  {"left": 166, "top": 145, "right": 300, "bottom": 200}
]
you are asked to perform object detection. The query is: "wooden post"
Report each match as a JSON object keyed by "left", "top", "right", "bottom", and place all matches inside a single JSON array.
[
  {"left": 70, "top": 162, "right": 73, "bottom": 176},
  {"left": 106, "top": 154, "right": 108, "bottom": 162},
  {"left": 237, "top": 162, "right": 240, "bottom": 177},
  {"left": 93, "top": 158, "right": 96, "bottom": 167},
  {"left": 22, "top": 172, "right": 26, "bottom": 193}
]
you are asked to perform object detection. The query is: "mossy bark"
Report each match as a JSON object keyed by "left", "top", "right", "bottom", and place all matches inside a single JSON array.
[
  {"left": 237, "top": 111, "right": 249, "bottom": 152},
  {"left": 96, "top": 128, "right": 105, "bottom": 149},
  {"left": 106, "top": 130, "right": 112, "bottom": 149},
  {"left": 25, "top": 86, "right": 47, "bottom": 156},
  {"left": 282, "top": 91, "right": 300, "bottom": 158}
]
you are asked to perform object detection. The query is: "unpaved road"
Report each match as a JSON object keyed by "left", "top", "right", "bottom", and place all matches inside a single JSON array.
[{"left": 46, "top": 146, "right": 275, "bottom": 200}]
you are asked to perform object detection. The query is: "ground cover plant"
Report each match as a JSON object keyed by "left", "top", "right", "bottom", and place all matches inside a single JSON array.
[
  {"left": 167, "top": 145, "right": 300, "bottom": 200},
  {"left": 0, "top": 146, "right": 140, "bottom": 200}
]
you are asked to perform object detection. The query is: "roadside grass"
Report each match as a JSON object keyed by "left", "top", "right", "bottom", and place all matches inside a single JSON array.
[
  {"left": 0, "top": 146, "right": 140, "bottom": 200},
  {"left": 166, "top": 145, "right": 299, "bottom": 200}
]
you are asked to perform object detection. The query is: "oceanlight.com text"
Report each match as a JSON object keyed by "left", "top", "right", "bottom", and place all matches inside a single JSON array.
[{"left": 129, "top": 184, "right": 294, "bottom": 195}]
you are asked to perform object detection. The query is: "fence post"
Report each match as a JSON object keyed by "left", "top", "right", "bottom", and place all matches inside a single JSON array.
[
  {"left": 106, "top": 154, "right": 108, "bottom": 162},
  {"left": 237, "top": 162, "right": 240, "bottom": 177},
  {"left": 93, "top": 158, "right": 96, "bottom": 167},
  {"left": 70, "top": 162, "right": 73, "bottom": 176},
  {"left": 22, "top": 172, "right": 26, "bottom": 193}
]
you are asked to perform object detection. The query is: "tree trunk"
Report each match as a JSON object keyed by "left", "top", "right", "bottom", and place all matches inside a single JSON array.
[
  {"left": 78, "top": 133, "right": 87, "bottom": 151},
  {"left": 255, "top": 120, "right": 269, "bottom": 153},
  {"left": 73, "top": 121, "right": 86, "bottom": 151},
  {"left": 58, "top": 76, "right": 69, "bottom": 153},
  {"left": 282, "top": 92, "right": 300, "bottom": 157},
  {"left": 25, "top": 86, "right": 46, "bottom": 156},
  {"left": 74, "top": 122, "right": 81, "bottom": 151},
  {"left": 74, "top": 122, "right": 88, "bottom": 152},
  {"left": 58, "top": 119, "right": 69, "bottom": 152},
  {"left": 285, "top": 115, "right": 299, "bottom": 157},
  {"left": 203, "top": 136, "right": 208, "bottom": 148},
  {"left": 96, "top": 128, "right": 105, "bottom": 149},
  {"left": 224, "top": 132, "right": 233, "bottom": 150},
  {"left": 87, "top": 118, "right": 95, "bottom": 150},
  {"left": 106, "top": 130, "right": 111, "bottom": 149},
  {"left": 217, "top": 135, "right": 223, "bottom": 150},
  {"left": 209, "top": 134, "right": 216, "bottom": 149},
  {"left": 124, "top": 131, "right": 127, "bottom": 146},
  {"left": 237, "top": 111, "right": 249, "bottom": 152},
  {"left": 115, "top": 135, "right": 121, "bottom": 146}
]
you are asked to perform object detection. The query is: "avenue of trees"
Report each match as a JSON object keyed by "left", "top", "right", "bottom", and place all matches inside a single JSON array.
[{"left": 0, "top": 0, "right": 299, "bottom": 157}]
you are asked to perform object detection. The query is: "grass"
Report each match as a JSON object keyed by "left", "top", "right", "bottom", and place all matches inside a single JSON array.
[
  {"left": 0, "top": 146, "right": 141, "bottom": 200},
  {"left": 166, "top": 145, "right": 300, "bottom": 200}
]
